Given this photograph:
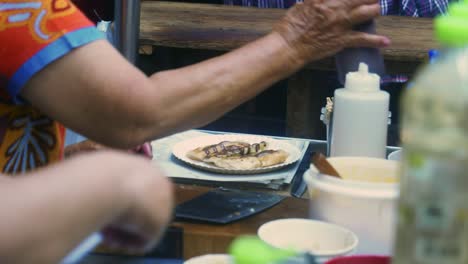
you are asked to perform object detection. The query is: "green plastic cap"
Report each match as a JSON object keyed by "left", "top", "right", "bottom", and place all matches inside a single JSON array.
[
  {"left": 229, "top": 236, "right": 297, "bottom": 264},
  {"left": 435, "top": 0, "right": 468, "bottom": 46}
]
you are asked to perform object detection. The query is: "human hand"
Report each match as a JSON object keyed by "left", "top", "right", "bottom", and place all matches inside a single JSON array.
[
  {"left": 129, "top": 142, "right": 153, "bottom": 159},
  {"left": 100, "top": 155, "right": 173, "bottom": 253},
  {"left": 274, "top": 0, "right": 390, "bottom": 64}
]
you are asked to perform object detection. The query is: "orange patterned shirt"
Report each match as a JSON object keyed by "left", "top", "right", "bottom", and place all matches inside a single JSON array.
[{"left": 0, "top": 0, "right": 104, "bottom": 174}]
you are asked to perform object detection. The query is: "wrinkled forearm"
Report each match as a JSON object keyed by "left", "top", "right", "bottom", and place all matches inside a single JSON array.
[
  {"left": 139, "top": 32, "right": 305, "bottom": 139},
  {"left": 21, "top": 33, "right": 306, "bottom": 149},
  {"left": 86, "top": 33, "right": 305, "bottom": 146},
  {"left": 81, "top": 33, "right": 304, "bottom": 148}
]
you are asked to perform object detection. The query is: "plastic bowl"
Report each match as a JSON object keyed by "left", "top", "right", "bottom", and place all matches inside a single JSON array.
[
  {"left": 258, "top": 218, "right": 358, "bottom": 263},
  {"left": 304, "top": 157, "right": 399, "bottom": 255},
  {"left": 184, "top": 254, "right": 233, "bottom": 264},
  {"left": 325, "top": 255, "right": 391, "bottom": 264}
]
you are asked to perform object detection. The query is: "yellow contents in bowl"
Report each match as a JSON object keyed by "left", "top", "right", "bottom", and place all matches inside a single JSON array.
[
  {"left": 338, "top": 167, "right": 398, "bottom": 183},
  {"left": 328, "top": 158, "right": 400, "bottom": 184}
]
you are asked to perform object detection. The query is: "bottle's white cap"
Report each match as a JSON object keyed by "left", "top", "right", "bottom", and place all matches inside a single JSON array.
[{"left": 345, "top": 62, "right": 381, "bottom": 92}]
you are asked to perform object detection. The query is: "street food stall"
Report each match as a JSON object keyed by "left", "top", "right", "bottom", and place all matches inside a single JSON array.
[{"left": 70, "top": 1, "right": 445, "bottom": 263}]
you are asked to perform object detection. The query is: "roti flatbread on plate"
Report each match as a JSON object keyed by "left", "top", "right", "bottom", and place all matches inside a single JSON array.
[{"left": 186, "top": 141, "right": 289, "bottom": 170}]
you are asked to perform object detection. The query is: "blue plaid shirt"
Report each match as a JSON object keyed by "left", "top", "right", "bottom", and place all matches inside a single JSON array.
[
  {"left": 224, "top": 0, "right": 456, "bottom": 84},
  {"left": 224, "top": 0, "right": 454, "bottom": 17}
]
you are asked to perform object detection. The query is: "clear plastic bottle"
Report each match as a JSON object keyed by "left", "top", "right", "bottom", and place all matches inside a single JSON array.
[
  {"left": 406, "top": 50, "right": 439, "bottom": 90},
  {"left": 428, "top": 49, "right": 440, "bottom": 64},
  {"left": 392, "top": 2, "right": 468, "bottom": 264}
]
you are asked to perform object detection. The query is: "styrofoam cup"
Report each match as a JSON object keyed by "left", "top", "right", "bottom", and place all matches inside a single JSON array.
[
  {"left": 304, "top": 157, "right": 399, "bottom": 255},
  {"left": 184, "top": 254, "right": 233, "bottom": 264},
  {"left": 258, "top": 218, "right": 358, "bottom": 263}
]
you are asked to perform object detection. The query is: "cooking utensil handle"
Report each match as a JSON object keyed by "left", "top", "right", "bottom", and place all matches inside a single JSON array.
[{"left": 290, "top": 146, "right": 314, "bottom": 198}]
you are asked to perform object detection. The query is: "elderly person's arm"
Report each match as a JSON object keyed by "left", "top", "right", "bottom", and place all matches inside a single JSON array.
[
  {"left": 21, "top": 0, "right": 389, "bottom": 149},
  {"left": 0, "top": 151, "right": 173, "bottom": 263}
]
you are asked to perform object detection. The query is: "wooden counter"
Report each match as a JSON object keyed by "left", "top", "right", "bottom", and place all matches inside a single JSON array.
[
  {"left": 139, "top": 1, "right": 434, "bottom": 139},
  {"left": 140, "top": 1, "right": 436, "bottom": 74},
  {"left": 172, "top": 184, "right": 309, "bottom": 259}
]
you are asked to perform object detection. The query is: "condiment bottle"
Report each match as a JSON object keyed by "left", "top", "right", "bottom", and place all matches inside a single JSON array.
[
  {"left": 335, "top": 20, "right": 386, "bottom": 85},
  {"left": 392, "top": 1, "right": 468, "bottom": 263},
  {"left": 330, "top": 62, "right": 389, "bottom": 158},
  {"left": 406, "top": 50, "right": 440, "bottom": 89}
]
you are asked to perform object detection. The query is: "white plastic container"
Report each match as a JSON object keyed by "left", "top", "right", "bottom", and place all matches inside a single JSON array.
[
  {"left": 258, "top": 218, "right": 358, "bottom": 263},
  {"left": 304, "top": 157, "right": 399, "bottom": 255},
  {"left": 330, "top": 63, "right": 389, "bottom": 158},
  {"left": 184, "top": 254, "right": 233, "bottom": 264},
  {"left": 387, "top": 149, "right": 402, "bottom": 161}
]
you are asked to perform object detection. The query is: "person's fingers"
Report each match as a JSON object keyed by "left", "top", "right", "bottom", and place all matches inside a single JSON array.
[
  {"left": 140, "top": 143, "right": 153, "bottom": 159},
  {"left": 128, "top": 143, "right": 152, "bottom": 159},
  {"left": 346, "top": 0, "right": 379, "bottom": 9},
  {"left": 345, "top": 31, "right": 391, "bottom": 48},
  {"left": 133, "top": 145, "right": 142, "bottom": 152},
  {"left": 302, "top": 0, "right": 317, "bottom": 5},
  {"left": 348, "top": 4, "right": 381, "bottom": 25},
  {"left": 101, "top": 225, "right": 149, "bottom": 253}
]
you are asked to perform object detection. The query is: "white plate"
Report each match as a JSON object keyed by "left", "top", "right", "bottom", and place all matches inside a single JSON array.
[{"left": 172, "top": 134, "right": 301, "bottom": 174}]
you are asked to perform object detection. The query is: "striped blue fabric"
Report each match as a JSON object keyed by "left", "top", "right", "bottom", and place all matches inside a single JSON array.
[
  {"left": 224, "top": 0, "right": 459, "bottom": 85},
  {"left": 224, "top": 0, "right": 302, "bottom": 8},
  {"left": 224, "top": 0, "right": 457, "bottom": 17}
]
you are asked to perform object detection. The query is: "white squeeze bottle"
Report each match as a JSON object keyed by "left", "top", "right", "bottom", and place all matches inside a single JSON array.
[{"left": 330, "top": 62, "right": 389, "bottom": 158}]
